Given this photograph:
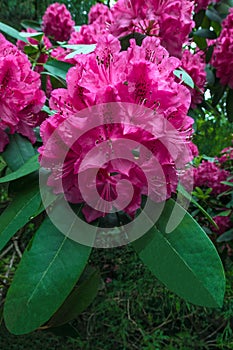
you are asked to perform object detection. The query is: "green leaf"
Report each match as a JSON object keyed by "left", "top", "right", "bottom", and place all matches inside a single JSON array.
[
  {"left": 193, "top": 29, "right": 217, "bottom": 39},
  {"left": 0, "top": 154, "right": 39, "bottom": 183},
  {"left": 119, "top": 32, "right": 146, "bottom": 51},
  {"left": 177, "top": 184, "right": 218, "bottom": 228},
  {"left": 174, "top": 68, "right": 194, "bottom": 88},
  {"left": 44, "top": 60, "right": 73, "bottom": 80},
  {"left": 0, "top": 21, "right": 27, "bottom": 42},
  {"left": 206, "top": 9, "right": 222, "bottom": 23},
  {"left": 194, "top": 36, "right": 207, "bottom": 50},
  {"left": 133, "top": 199, "right": 225, "bottom": 308},
  {"left": 23, "top": 45, "right": 39, "bottom": 55},
  {"left": 0, "top": 182, "right": 41, "bottom": 252},
  {"left": 212, "top": 80, "right": 226, "bottom": 107},
  {"left": 4, "top": 215, "right": 92, "bottom": 335},
  {"left": 20, "top": 20, "right": 41, "bottom": 31},
  {"left": 226, "top": 89, "right": 233, "bottom": 122},
  {"left": 47, "top": 266, "right": 101, "bottom": 328},
  {"left": 221, "top": 181, "right": 233, "bottom": 187},
  {"left": 19, "top": 31, "right": 44, "bottom": 42},
  {"left": 217, "top": 229, "right": 233, "bottom": 243},
  {"left": 2, "top": 134, "right": 35, "bottom": 171},
  {"left": 65, "top": 44, "right": 96, "bottom": 59}
]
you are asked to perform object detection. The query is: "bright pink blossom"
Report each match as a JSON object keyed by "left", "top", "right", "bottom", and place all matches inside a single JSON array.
[
  {"left": 0, "top": 34, "right": 46, "bottom": 152},
  {"left": 212, "top": 8, "right": 233, "bottom": 88},
  {"left": 88, "top": 3, "right": 112, "bottom": 25},
  {"left": 42, "top": 2, "right": 75, "bottom": 41},
  {"left": 217, "top": 146, "right": 233, "bottom": 165},
  {"left": 180, "top": 49, "right": 206, "bottom": 109},
  {"left": 109, "top": 0, "right": 194, "bottom": 57},
  {"left": 39, "top": 35, "right": 193, "bottom": 222}
]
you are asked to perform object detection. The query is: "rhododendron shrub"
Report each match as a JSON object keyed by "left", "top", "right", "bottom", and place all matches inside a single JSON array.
[{"left": 0, "top": 0, "right": 231, "bottom": 337}]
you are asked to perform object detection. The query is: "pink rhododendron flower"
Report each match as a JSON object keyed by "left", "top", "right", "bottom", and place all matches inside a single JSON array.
[
  {"left": 109, "top": 0, "right": 194, "bottom": 57},
  {"left": 0, "top": 34, "right": 46, "bottom": 152},
  {"left": 88, "top": 3, "right": 112, "bottom": 25},
  {"left": 42, "top": 2, "right": 75, "bottom": 41},
  {"left": 212, "top": 215, "right": 232, "bottom": 235},
  {"left": 212, "top": 8, "right": 233, "bottom": 88},
  {"left": 39, "top": 35, "right": 193, "bottom": 222},
  {"left": 180, "top": 49, "right": 206, "bottom": 109},
  {"left": 194, "top": 160, "right": 232, "bottom": 195},
  {"left": 189, "top": 142, "right": 199, "bottom": 158}
]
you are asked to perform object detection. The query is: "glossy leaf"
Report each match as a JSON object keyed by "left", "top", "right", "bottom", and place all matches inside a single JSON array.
[
  {"left": 0, "top": 21, "right": 27, "bottom": 42},
  {"left": 4, "top": 215, "right": 92, "bottom": 334},
  {"left": 0, "top": 154, "right": 39, "bottom": 183},
  {"left": 44, "top": 60, "right": 73, "bottom": 80},
  {"left": 47, "top": 266, "right": 101, "bottom": 328},
  {"left": 133, "top": 199, "right": 225, "bottom": 308},
  {"left": 119, "top": 32, "right": 146, "bottom": 51},
  {"left": 193, "top": 29, "right": 217, "bottom": 39},
  {"left": 21, "top": 20, "right": 42, "bottom": 31},
  {"left": 174, "top": 68, "right": 194, "bottom": 88},
  {"left": 0, "top": 182, "right": 41, "bottom": 251},
  {"left": 2, "top": 134, "right": 35, "bottom": 171}
]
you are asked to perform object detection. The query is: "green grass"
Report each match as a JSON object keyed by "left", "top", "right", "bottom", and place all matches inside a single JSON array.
[{"left": 1, "top": 245, "right": 233, "bottom": 349}]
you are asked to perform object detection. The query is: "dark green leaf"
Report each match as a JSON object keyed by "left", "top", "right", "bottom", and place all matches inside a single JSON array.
[
  {"left": 21, "top": 20, "right": 42, "bottom": 31},
  {"left": 0, "top": 182, "right": 41, "bottom": 251},
  {"left": 44, "top": 60, "right": 73, "bottom": 80},
  {"left": 0, "top": 21, "right": 27, "bottom": 42},
  {"left": 206, "top": 9, "right": 222, "bottom": 23},
  {"left": 4, "top": 215, "right": 92, "bottom": 334},
  {"left": 226, "top": 89, "right": 233, "bottom": 122},
  {"left": 212, "top": 81, "right": 226, "bottom": 107},
  {"left": 47, "top": 266, "right": 101, "bottom": 328},
  {"left": 0, "top": 154, "right": 39, "bottom": 183},
  {"left": 2, "top": 134, "right": 35, "bottom": 171},
  {"left": 119, "top": 32, "right": 146, "bottom": 51},
  {"left": 133, "top": 199, "right": 225, "bottom": 308},
  {"left": 217, "top": 229, "right": 233, "bottom": 243},
  {"left": 193, "top": 10, "right": 205, "bottom": 27},
  {"left": 193, "top": 36, "right": 207, "bottom": 50},
  {"left": 193, "top": 29, "right": 217, "bottom": 39},
  {"left": 24, "top": 45, "right": 39, "bottom": 55},
  {"left": 19, "top": 31, "right": 44, "bottom": 42}
]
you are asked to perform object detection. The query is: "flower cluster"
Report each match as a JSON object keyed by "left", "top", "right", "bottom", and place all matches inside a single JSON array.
[
  {"left": 109, "top": 0, "right": 194, "bottom": 57},
  {"left": 181, "top": 49, "right": 206, "bottom": 109},
  {"left": 69, "top": 3, "right": 112, "bottom": 45},
  {"left": 193, "top": 160, "right": 231, "bottom": 195},
  {"left": 212, "top": 215, "right": 232, "bottom": 235},
  {"left": 42, "top": 2, "right": 75, "bottom": 42},
  {"left": 218, "top": 146, "right": 233, "bottom": 165},
  {"left": 0, "top": 34, "right": 46, "bottom": 152},
  {"left": 212, "top": 8, "right": 233, "bottom": 88},
  {"left": 39, "top": 35, "right": 193, "bottom": 222}
]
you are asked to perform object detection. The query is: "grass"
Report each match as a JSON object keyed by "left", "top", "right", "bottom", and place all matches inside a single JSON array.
[{"left": 1, "top": 245, "right": 233, "bottom": 349}]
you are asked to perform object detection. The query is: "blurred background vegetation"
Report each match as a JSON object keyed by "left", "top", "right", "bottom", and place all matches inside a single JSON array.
[{"left": 0, "top": 0, "right": 100, "bottom": 29}]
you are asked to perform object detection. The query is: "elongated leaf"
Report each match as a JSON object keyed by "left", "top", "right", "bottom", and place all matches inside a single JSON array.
[
  {"left": 47, "top": 266, "right": 101, "bottom": 328},
  {"left": 0, "top": 154, "right": 39, "bottom": 183},
  {"left": 0, "top": 182, "right": 41, "bottom": 251},
  {"left": 226, "top": 89, "right": 233, "bottom": 122},
  {"left": 2, "top": 134, "right": 35, "bottom": 171},
  {"left": 65, "top": 44, "right": 96, "bottom": 59},
  {"left": 21, "top": 20, "right": 42, "bottom": 31},
  {"left": 133, "top": 199, "right": 225, "bottom": 308},
  {"left": 0, "top": 22, "right": 27, "bottom": 42},
  {"left": 44, "top": 60, "right": 73, "bottom": 80},
  {"left": 119, "top": 32, "right": 146, "bottom": 51},
  {"left": 174, "top": 69, "right": 194, "bottom": 88},
  {"left": 193, "top": 29, "right": 217, "bottom": 39},
  {"left": 4, "top": 215, "right": 92, "bottom": 334}
]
